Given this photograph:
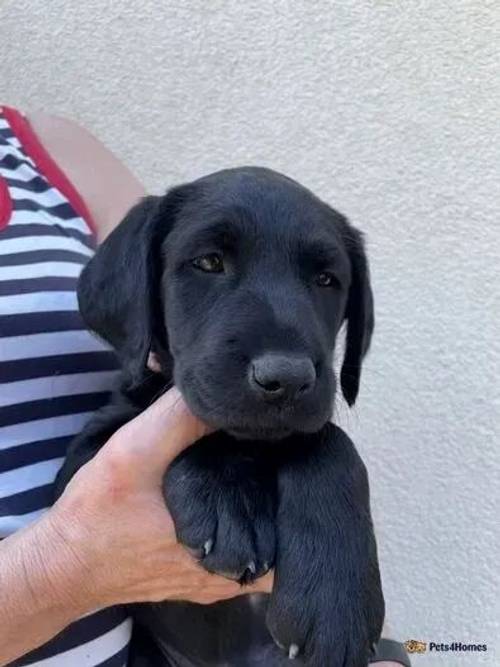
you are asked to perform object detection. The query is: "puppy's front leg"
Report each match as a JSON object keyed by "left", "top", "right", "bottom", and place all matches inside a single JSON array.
[
  {"left": 267, "top": 423, "right": 384, "bottom": 667},
  {"left": 164, "top": 432, "right": 277, "bottom": 583}
]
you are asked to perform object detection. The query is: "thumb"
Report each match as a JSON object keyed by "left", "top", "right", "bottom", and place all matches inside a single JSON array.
[{"left": 109, "top": 387, "right": 211, "bottom": 482}]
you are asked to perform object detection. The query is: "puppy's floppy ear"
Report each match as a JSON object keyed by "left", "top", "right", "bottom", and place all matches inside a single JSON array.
[
  {"left": 340, "top": 224, "right": 375, "bottom": 406},
  {"left": 78, "top": 191, "right": 183, "bottom": 385}
]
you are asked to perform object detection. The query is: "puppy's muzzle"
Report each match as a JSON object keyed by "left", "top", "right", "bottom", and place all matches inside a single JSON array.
[{"left": 248, "top": 354, "right": 316, "bottom": 402}]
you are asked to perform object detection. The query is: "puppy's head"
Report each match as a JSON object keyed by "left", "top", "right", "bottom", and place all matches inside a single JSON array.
[{"left": 79, "top": 167, "right": 373, "bottom": 440}]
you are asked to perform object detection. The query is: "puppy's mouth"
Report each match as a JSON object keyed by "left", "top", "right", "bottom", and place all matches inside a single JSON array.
[
  {"left": 178, "top": 375, "right": 330, "bottom": 442},
  {"left": 189, "top": 393, "right": 299, "bottom": 440}
]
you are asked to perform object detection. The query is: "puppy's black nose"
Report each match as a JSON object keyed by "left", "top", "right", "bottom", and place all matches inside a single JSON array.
[{"left": 249, "top": 354, "right": 316, "bottom": 401}]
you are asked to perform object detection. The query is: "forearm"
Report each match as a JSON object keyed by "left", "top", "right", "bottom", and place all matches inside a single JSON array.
[{"left": 0, "top": 512, "right": 93, "bottom": 666}]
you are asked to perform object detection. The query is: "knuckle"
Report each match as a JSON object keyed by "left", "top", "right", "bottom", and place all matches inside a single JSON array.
[{"left": 97, "top": 453, "right": 133, "bottom": 499}]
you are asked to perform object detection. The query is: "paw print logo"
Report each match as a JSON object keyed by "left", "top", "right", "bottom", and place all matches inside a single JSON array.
[{"left": 404, "top": 639, "right": 427, "bottom": 654}]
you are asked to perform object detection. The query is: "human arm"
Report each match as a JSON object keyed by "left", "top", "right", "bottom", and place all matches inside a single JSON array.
[
  {"left": 26, "top": 111, "right": 146, "bottom": 242},
  {"left": 0, "top": 388, "right": 271, "bottom": 666}
]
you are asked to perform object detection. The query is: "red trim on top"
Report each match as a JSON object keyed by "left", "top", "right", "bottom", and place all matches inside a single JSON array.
[
  {"left": 1, "top": 106, "right": 97, "bottom": 235},
  {"left": 0, "top": 170, "right": 12, "bottom": 231}
]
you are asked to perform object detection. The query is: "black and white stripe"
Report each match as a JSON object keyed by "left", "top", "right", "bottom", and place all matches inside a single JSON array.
[{"left": 0, "top": 109, "right": 130, "bottom": 666}]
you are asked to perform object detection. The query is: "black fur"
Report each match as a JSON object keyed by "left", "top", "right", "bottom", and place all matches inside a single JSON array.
[{"left": 55, "top": 167, "right": 384, "bottom": 666}]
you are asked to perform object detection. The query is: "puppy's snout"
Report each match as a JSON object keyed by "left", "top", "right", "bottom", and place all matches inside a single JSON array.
[{"left": 249, "top": 354, "right": 316, "bottom": 401}]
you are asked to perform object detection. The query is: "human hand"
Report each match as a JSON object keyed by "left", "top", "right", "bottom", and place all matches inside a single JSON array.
[{"left": 46, "top": 387, "right": 273, "bottom": 611}]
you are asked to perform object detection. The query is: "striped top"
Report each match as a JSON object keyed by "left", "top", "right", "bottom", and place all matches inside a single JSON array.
[{"left": 0, "top": 107, "right": 132, "bottom": 666}]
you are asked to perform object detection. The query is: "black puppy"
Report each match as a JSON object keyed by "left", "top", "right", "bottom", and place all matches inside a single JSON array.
[{"left": 55, "top": 167, "right": 384, "bottom": 667}]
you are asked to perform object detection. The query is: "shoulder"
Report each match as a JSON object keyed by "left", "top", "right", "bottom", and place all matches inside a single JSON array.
[
  {"left": 321, "top": 422, "right": 354, "bottom": 448},
  {"left": 26, "top": 112, "right": 147, "bottom": 242},
  {"left": 319, "top": 422, "right": 367, "bottom": 469}
]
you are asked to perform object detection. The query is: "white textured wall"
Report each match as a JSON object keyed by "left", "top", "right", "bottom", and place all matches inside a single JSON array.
[{"left": 1, "top": 1, "right": 499, "bottom": 664}]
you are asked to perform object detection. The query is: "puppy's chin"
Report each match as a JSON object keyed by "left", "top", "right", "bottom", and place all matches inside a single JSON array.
[
  {"left": 225, "top": 424, "right": 294, "bottom": 441},
  {"left": 224, "top": 412, "right": 333, "bottom": 440},
  {"left": 180, "top": 387, "right": 330, "bottom": 442}
]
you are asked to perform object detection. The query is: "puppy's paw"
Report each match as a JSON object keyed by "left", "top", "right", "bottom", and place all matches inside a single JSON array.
[
  {"left": 163, "top": 435, "right": 276, "bottom": 583},
  {"left": 266, "top": 572, "right": 382, "bottom": 667},
  {"left": 176, "top": 481, "right": 275, "bottom": 584}
]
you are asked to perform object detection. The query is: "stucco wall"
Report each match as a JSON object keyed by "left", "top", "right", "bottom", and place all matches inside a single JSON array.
[{"left": 1, "top": 1, "right": 499, "bottom": 664}]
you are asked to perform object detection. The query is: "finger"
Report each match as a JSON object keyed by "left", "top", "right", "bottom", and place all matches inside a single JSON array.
[{"left": 110, "top": 387, "right": 212, "bottom": 478}]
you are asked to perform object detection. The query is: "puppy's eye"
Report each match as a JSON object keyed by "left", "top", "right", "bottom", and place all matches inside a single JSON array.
[
  {"left": 191, "top": 253, "right": 224, "bottom": 273},
  {"left": 316, "top": 271, "right": 337, "bottom": 287}
]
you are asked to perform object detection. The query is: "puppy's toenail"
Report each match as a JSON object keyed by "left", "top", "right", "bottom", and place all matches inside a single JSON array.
[
  {"left": 248, "top": 561, "right": 256, "bottom": 574},
  {"left": 288, "top": 644, "right": 299, "bottom": 659},
  {"left": 203, "top": 539, "right": 213, "bottom": 556}
]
